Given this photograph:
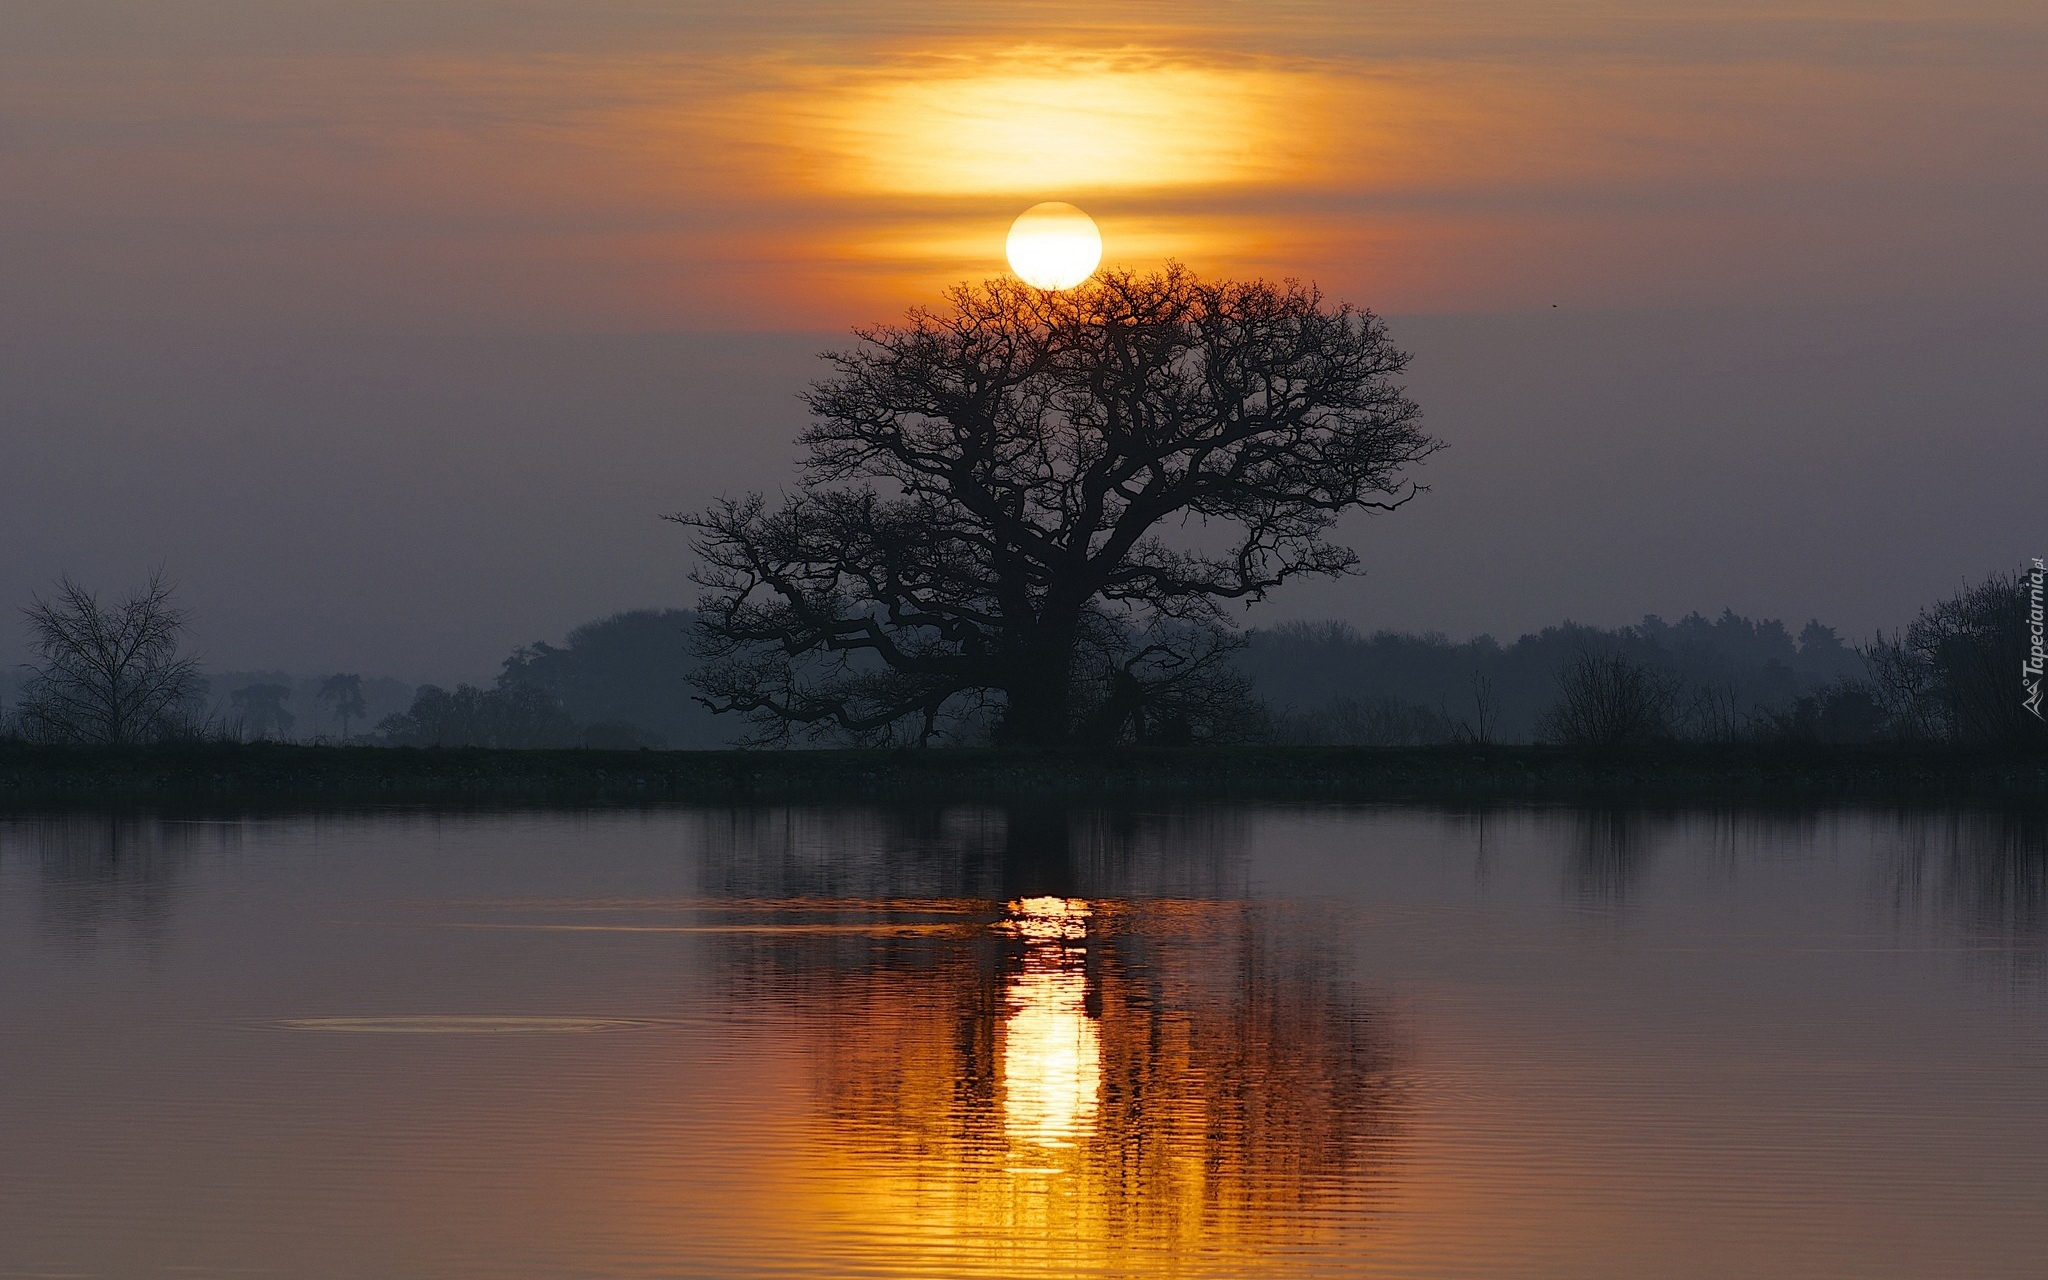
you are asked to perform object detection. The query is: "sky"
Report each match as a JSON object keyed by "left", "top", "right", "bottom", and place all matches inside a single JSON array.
[{"left": 2, "top": 0, "right": 2044, "bottom": 682}]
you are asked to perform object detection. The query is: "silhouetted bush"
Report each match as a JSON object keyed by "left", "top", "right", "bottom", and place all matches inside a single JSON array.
[
  {"left": 1540, "top": 651, "right": 1679, "bottom": 747},
  {"left": 1762, "top": 681, "right": 1890, "bottom": 744},
  {"left": 577, "top": 719, "right": 666, "bottom": 750},
  {"left": 378, "top": 683, "right": 578, "bottom": 748},
  {"left": 1267, "top": 695, "right": 1454, "bottom": 746},
  {"left": 1865, "top": 571, "right": 2047, "bottom": 747}
]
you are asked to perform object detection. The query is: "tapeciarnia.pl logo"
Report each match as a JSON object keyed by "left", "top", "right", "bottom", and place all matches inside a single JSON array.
[{"left": 2027, "top": 557, "right": 2046, "bottom": 721}]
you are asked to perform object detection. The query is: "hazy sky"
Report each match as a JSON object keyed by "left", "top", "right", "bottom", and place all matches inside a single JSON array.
[{"left": 3, "top": 1, "right": 2043, "bottom": 681}]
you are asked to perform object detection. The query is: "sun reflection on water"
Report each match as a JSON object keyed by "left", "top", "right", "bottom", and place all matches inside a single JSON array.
[
  {"left": 1000, "top": 898, "right": 1101, "bottom": 1152},
  {"left": 695, "top": 880, "right": 1402, "bottom": 1277}
]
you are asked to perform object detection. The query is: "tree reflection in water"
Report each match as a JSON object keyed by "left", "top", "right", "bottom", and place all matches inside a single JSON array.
[
  {"left": 702, "top": 806, "right": 1406, "bottom": 1278},
  {"left": 1878, "top": 806, "right": 2048, "bottom": 985},
  {"left": 1, "top": 810, "right": 234, "bottom": 946}
]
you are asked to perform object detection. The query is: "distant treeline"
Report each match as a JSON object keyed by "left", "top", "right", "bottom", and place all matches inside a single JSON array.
[
  {"left": 379, "top": 610, "right": 723, "bottom": 749},
  {"left": 194, "top": 671, "right": 414, "bottom": 741},
  {"left": 10, "top": 573, "right": 2042, "bottom": 752},
  {"left": 1243, "top": 611, "right": 1870, "bottom": 746},
  {"left": 364, "top": 570, "right": 2040, "bottom": 751}
]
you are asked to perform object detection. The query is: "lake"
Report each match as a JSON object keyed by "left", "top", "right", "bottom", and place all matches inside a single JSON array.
[{"left": 3, "top": 803, "right": 2044, "bottom": 1278}]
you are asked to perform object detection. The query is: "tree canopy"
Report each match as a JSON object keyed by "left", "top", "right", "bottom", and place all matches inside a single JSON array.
[{"left": 675, "top": 266, "right": 1441, "bottom": 747}]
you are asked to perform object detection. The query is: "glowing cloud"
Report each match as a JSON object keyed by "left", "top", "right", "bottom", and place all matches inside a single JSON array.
[{"left": 776, "top": 49, "right": 1324, "bottom": 197}]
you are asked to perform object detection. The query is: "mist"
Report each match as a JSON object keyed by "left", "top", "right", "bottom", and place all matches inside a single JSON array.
[{"left": 4, "top": 298, "right": 2040, "bottom": 685}]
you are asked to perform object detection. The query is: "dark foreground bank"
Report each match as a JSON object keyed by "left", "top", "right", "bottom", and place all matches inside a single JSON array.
[{"left": 2, "top": 741, "right": 2045, "bottom": 804}]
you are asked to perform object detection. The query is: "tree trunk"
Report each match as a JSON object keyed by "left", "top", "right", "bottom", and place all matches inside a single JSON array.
[{"left": 994, "top": 638, "right": 1077, "bottom": 747}]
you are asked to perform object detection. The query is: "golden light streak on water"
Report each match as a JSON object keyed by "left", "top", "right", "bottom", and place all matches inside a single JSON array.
[
  {"left": 999, "top": 898, "right": 1101, "bottom": 1150},
  {"left": 269, "top": 1015, "right": 647, "bottom": 1034},
  {"left": 685, "top": 892, "right": 1402, "bottom": 1278}
]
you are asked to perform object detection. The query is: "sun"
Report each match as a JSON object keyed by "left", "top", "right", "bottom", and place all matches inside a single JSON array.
[{"left": 1005, "top": 202, "right": 1102, "bottom": 290}]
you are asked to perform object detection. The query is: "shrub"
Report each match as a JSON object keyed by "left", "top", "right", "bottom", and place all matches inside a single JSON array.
[{"left": 1540, "top": 651, "right": 1678, "bottom": 747}]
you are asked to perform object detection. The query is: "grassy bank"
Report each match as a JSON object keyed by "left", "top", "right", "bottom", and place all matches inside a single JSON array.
[{"left": 1, "top": 740, "right": 2044, "bottom": 805}]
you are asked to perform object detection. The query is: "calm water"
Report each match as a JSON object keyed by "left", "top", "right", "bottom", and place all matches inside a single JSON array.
[{"left": 2, "top": 803, "right": 2045, "bottom": 1279}]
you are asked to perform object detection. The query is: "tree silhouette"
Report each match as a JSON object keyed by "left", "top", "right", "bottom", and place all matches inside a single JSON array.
[
  {"left": 675, "top": 267, "right": 1440, "bottom": 746},
  {"left": 317, "top": 673, "right": 366, "bottom": 741},
  {"left": 230, "top": 682, "right": 295, "bottom": 741},
  {"left": 1865, "top": 570, "right": 2048, "bottom": 747},
  {"left": 16, "top": 571, "right": 201, "bottom": 744}
]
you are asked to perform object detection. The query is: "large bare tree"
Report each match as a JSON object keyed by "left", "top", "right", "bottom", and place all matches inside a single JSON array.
[
  {"left": 675, "top": 266, "right": 1441, "bottom": 746},
  {"left": 17, "top": 571, "right": 202, "bottom": 744}
]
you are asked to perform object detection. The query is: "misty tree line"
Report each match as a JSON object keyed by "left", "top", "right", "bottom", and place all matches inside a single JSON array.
[
  {"left": 5, "top": 571, "right": 2043, "bottom": 750},
  {"left": 0, "top": 578, "right": 401, "bottom": 745},
  {"left": 1244, "top": 609, "right": 1873, "bottom": 746},
  {"left": 380, "top": 571, "right": 2048, "bottom": 750}
]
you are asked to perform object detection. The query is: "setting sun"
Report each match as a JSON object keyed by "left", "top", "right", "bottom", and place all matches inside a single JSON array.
[{"left": 1006, "top": 202, "right": 1102, "bottom": 289}]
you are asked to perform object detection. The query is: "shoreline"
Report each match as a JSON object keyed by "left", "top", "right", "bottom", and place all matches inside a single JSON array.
[{"left": 2, "top": 741, "right": 2044, "bottom": 806}]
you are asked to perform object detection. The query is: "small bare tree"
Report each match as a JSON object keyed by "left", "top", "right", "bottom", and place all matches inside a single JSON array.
[
  {"left": 1446, "top": 669, "right": 1498, "bottom": 745},
  {"left": 1540, "top": 650, "right": 1677, "bottom": 748},
  {"left": 17, "top": 572, "right": 202, "bottom": 744}
]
